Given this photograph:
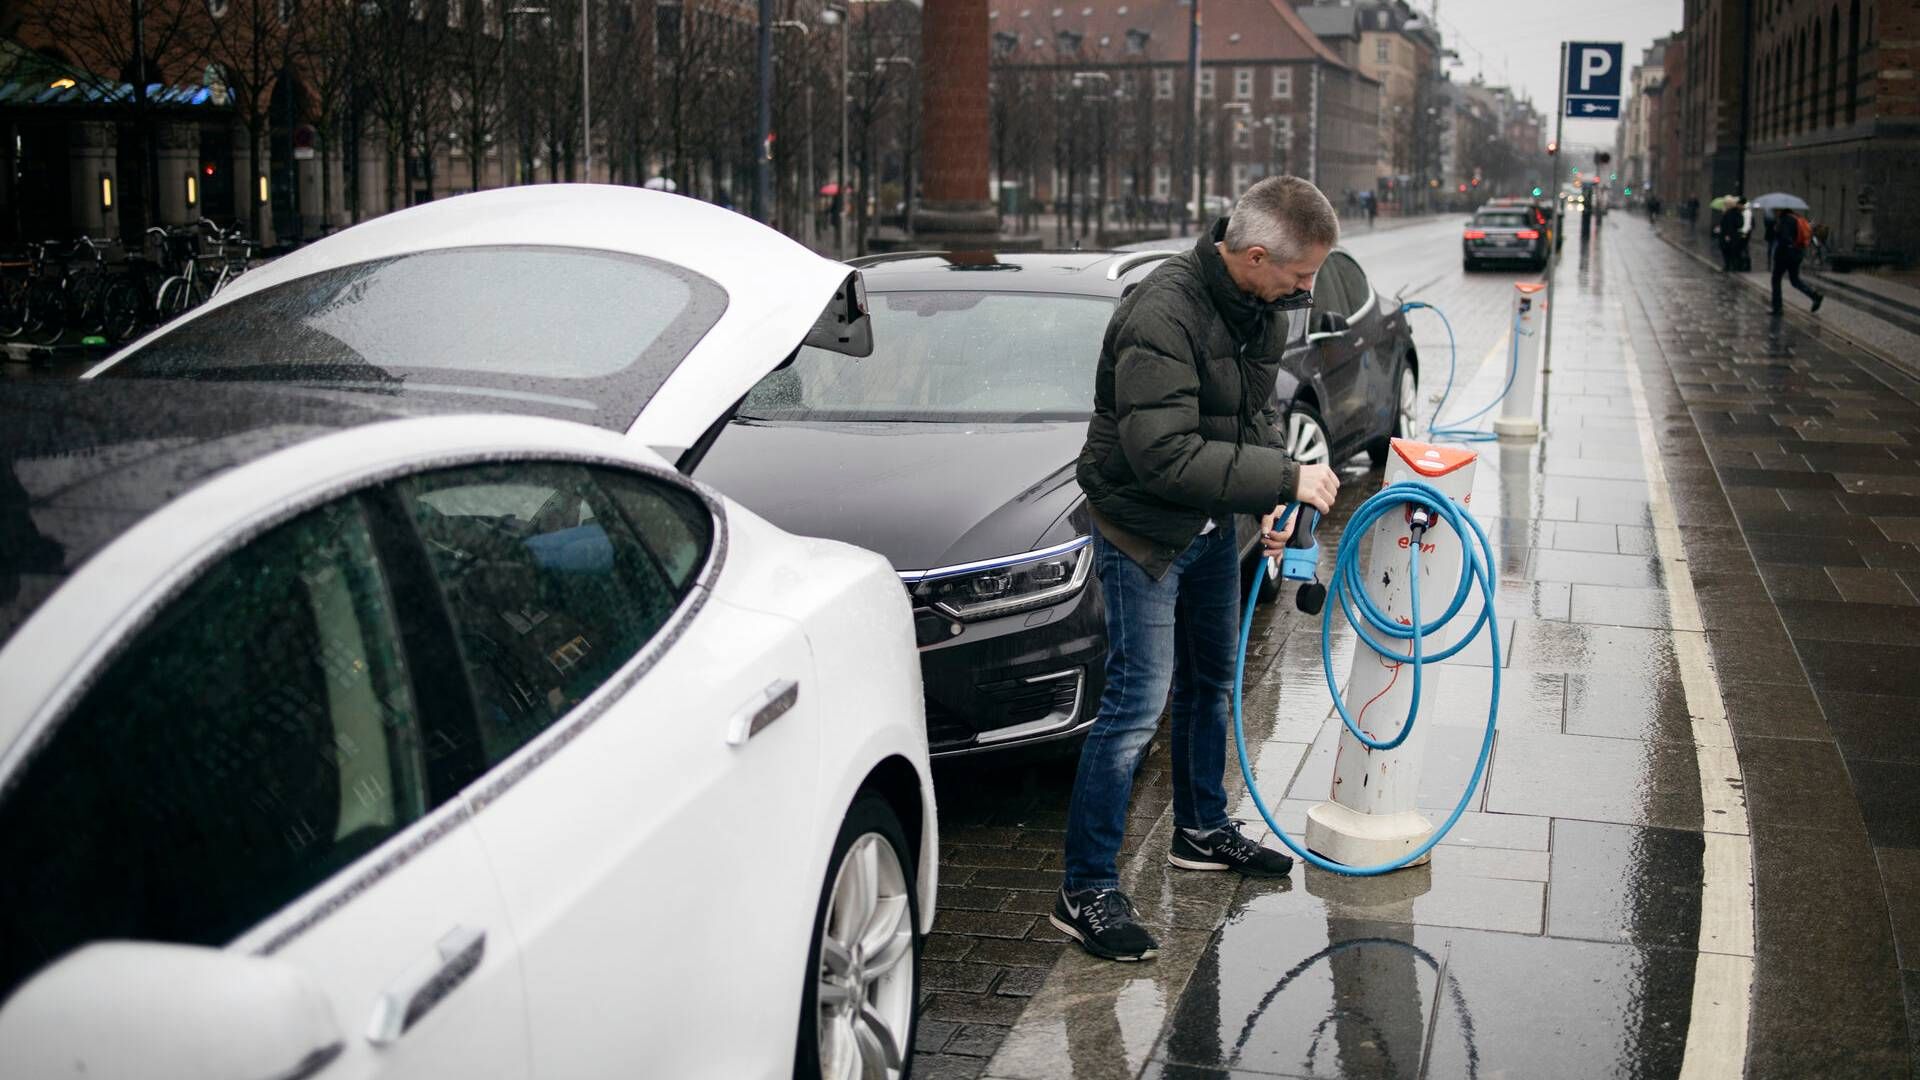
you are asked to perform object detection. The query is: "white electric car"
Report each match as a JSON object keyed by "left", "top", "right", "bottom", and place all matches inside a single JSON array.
[{"left": 0, "top": 187, "right": 935, "bottom": 1080}]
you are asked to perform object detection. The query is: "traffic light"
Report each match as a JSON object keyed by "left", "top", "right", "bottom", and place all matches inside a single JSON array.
[
  {"left": 1531, "top": 186, "right": 1543, "bottom": 197},
  {"left": 1546, "top": 140, "right": 1558, "bottom": 155},
  {"left": 1610, "top": 172, "right": 1618, "bottom": 181},
  {"left": 1624, "top": 186, "right": 1633, "bottom": 195}
]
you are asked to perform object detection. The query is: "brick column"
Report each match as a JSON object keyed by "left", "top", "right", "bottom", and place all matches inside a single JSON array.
[{"left": 918, "top": 0, "right": 999, "bottom": 236}]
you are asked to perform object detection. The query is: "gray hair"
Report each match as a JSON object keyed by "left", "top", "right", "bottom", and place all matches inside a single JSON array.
[{"left": 1223, "top": 176, "right": 1340, "bottom": 260}]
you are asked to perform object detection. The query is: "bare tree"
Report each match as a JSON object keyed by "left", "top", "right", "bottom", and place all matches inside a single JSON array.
[
  {"left": 365, "top": 0, "right": 454, "bottom": 206},
  {"left": 200, "top": 0, "right": 302, "bottom": 240},
  {"left": 298, "top": 0, "right": 377, "bottom": 226},
  {"left": 446, "top": 0, "right": 507, "bottom": 191}
]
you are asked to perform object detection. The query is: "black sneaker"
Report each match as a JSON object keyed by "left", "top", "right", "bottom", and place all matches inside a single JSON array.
[
  {"left": 1812, "top": 293, "right": 1825, "bottom": 313},
  {"left": 1169, "top": 821, "right": 1295, "bottom": 878},
  {"left": 1050, "top": 887, "right": 1160, "bottom": 962}
]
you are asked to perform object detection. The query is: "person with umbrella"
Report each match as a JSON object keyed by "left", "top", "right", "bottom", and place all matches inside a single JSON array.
[
  {"left": 1717, "top": 197, "right": 1748, "bottom": 273},
  {"left": 1769, "top": 206, "right": 1825, "bottom": 316}
]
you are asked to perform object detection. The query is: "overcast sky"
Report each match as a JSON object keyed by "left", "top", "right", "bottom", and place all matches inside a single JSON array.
[{"left": 1427, "top": 0, "right": 1683, "bottom": 152}]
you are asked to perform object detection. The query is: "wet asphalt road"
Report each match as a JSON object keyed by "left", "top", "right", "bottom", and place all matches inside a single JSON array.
[{"left": 919, "top": 216, "right": 1920, "bottom": 1080}]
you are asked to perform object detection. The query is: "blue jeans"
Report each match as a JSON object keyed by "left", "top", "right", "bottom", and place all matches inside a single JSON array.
[{"left": 1063, "top": 524, "right": 1241, "bottom": 891}]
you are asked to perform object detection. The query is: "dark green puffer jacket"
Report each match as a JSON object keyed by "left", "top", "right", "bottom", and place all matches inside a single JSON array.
[{"left": 1077, "top": 220, "right": 1302, "bottom": 577}]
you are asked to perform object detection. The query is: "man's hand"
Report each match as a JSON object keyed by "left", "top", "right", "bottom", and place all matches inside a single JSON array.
[
  {"left": 1260, "top": 506, "right": 1296, "bottom": 557},
  {"left": 1293, "top": 463, "right": 1339, "bottom": 514}
]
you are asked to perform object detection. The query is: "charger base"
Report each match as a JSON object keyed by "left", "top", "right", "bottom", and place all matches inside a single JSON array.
[{"left": 1303, "top": 801, "right": 1435, "bottom": 870}]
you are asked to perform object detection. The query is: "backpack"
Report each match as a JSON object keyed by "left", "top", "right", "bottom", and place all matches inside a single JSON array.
[{"left": 1786, "top": 214, "right": 1812, "bottom": 250}]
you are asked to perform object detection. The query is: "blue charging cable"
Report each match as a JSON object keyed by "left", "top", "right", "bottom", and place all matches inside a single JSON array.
[
  {"left": 1232, "top": 481, "right": 1502, "bottom": 876},
  {"left": 1400, "top": 301, "right": 1527, "bottom": 444}
]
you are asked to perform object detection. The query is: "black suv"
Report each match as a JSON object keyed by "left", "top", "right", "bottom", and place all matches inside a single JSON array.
[{"left": 1462, "top": 200, "right": 1552, "bottom": 271}]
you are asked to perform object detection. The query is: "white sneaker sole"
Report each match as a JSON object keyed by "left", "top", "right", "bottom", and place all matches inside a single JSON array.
[
  {"left": 1166, "top": 853, "right": 1231, "bottom": 871},
  {"left": 1047, "top": 914, "right": 1158, "bottom": 961}
]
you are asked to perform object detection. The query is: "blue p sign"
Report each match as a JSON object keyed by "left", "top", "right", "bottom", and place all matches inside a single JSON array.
[
  {"left": 1565, "top": 42, "right": 1623, "bottom": 118},
  {"left": 1567, "top": 42, "right": 1623, "bottom": 97}
]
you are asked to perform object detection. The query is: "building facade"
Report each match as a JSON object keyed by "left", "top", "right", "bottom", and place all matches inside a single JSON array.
[
  {"left": 986, "top": 0, "right": 1381, "bottom": 230},
  {"left": 1743, "top": 0, "right": 1915, "bottom": 256},
  {"left": 1618, "top": 39, "right": 1668, "bottom": 200}
]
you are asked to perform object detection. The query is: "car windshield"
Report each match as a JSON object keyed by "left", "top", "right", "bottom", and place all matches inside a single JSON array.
[
  {"left": 101, "top": 246, "right": 728, "bottom": 431},
  {"left": 1475, "top": 210, "right": 1532, "bottom": 228},
  {"left": 736, "top": 291, "right": 1114, "bottom": 423}
]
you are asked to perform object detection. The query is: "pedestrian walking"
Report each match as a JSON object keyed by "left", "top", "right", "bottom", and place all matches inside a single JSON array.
[
  {"left": 1364, "top": 191, "right": 1378, "bottom": 228},
  {"left": 1718, "top": 199, "right": 1747, "bottom": 272},
  {"left": 1054, "top": 176, "right": 1342, "bottom": 963},
  {"left": 1770, "top": 208, "right": 1825, "bottom": 315}
]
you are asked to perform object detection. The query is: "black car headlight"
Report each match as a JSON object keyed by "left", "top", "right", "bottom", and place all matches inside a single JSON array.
[{"left": 906, "top": 537, "right": 1093, "bottom": 621}]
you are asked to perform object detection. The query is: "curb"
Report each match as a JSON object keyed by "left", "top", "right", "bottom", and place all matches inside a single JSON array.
[{"left": 1652, "top": 226, "right": 1919, "bottom": 382}]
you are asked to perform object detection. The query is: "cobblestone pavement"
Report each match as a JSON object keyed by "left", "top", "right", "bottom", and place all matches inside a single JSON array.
[{"left": 917, "top": 215, "right": 1920, "bottom": 1079}]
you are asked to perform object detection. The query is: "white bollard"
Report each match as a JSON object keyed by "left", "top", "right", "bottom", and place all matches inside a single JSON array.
[
  {"left": 1492, "top": 281, "right": 1546, "bottom": 439},
  {"left": 1304, "top": 439, "right": 1479, "bottom": 869}
]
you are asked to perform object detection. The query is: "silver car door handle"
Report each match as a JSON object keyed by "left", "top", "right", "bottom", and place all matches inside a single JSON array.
[
  {"left": 366, "top": 926, "right": 487, "bottom": 1046},
  {"left": 727, "top": 679, "right": 801, "bottom": 746}
]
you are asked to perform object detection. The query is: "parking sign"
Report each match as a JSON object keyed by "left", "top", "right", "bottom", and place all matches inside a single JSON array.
[{"left": 1564, "top": 42, "right": 1623, "bottom": 118}]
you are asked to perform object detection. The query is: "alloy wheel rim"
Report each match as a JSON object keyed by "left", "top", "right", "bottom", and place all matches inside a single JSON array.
[
  {"left": 817, "top": 833, "right": 914, "bottom": 1080},
  {"left": 1397, "top": 368, "right": 1418, "bottom": 437},
  {"left": 1287, "top": 411, "right": 1330, "bottom": 465}
]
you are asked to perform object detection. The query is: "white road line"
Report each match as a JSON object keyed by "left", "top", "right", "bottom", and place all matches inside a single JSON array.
[{"left": 1617, "top": 305, "right": 1755, "bottom": 1080}]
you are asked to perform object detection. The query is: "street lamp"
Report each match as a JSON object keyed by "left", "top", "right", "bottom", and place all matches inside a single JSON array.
[
  {"left": 819, "top": 5, "right": 851, "bottom": 256},
  {"left": 773, "top": 19, "right": 816, "bottom": 246},
  {"left": 874, "top": 56, "right": 917, "bottom": 237}
]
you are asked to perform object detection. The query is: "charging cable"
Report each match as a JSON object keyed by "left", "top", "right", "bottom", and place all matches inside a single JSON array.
[
  {"left": 1399, "top": 301, "right": 1528, "bottom": 444},
  {"left": 1233, "top": 481, "right": 1501, "bottom": 876}
]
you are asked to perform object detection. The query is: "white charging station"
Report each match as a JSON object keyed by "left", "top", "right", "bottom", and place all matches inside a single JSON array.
[
  {"left": 1304, "top": 439, "right": 1480, "bottom": 869},
  {"left": 1493, "top": 282, "right": 1547, "bottom": 439}
]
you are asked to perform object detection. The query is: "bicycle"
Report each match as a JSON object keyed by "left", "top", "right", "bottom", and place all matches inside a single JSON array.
[
  {"left": 1806, "top": 223, "right": 1832, "bottom": 271},
  {"left": 153, "top": 220, "right": 225, "bottom": 319}
]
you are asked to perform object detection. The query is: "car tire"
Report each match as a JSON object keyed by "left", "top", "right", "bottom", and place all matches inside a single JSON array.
[
  {"left": 1367, "top": 360, "right": 1417, "bottom": 468},
  {"left": 1461, "top": 259, "right": 1476, "bottom": 273},
  {"left": 796, "top": 795, "right": 922, "bottom": 1080}
]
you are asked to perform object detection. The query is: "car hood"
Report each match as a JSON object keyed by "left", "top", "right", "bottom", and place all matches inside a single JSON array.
[{"left": 694, "top": 419, "right": 1088, "bottom": 570}]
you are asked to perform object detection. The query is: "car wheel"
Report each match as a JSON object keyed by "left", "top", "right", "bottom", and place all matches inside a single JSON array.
[
  {"left": 1367, "top": 362, "right": 1417, "bottom": 467},
  {"left": 797, "top": 795, "right": 920, "bottom": 1080},
  {"left": 1284, "top": 401, "right": 1332, "bottom": 468}
]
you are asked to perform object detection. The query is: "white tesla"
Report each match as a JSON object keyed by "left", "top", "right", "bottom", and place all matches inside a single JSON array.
[{"left": 0, "top": 186, "right": 935, "bottom": 1080}]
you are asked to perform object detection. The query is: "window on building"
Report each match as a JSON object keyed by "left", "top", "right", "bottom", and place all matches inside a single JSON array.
[
  {"left": 1057, "top": 30, "right": 1082, "bottom": 55},
  {"left": 1126, "top": 28, "right": 1150, "bottom": 55},
  {"left": 1232, "top": 164, "right": 1250, "bottom": 191},
  {"left": 1846, "top": 0, "right": 1860, "bottom": 123},
  {"left": 993, "top": 31, "right": 1019, "bottom": 59},
  {"left": 1199, "top": 68, "right": 1214, "bottom": 99},
  {"left": 1232, "top": 117, "right": 1252, "bottom": 148},
  {"left": 1377, "top": 39, "right": 1390, "bottom": 64},
  {"left": 1234, "top": 67, "right": 1253, "bottom": 99},
  {"left": 1826, "top": 8, "right": 1839, "bottom": 128},
  {"left": 447, "top": 0, "right": 462, "bottom": 28},
  {"left": 1272, "top": 68, "right": 1292, "bottom": 100},
  {"left": 1274, "top": 116, "right": 1293, "bottom": 151},
  {"left": 1154, "top": 165, "right": 1170, "bottom": 198},
  {"left": 1155, "top": 69, "right": 1174, "bottom": 100}
]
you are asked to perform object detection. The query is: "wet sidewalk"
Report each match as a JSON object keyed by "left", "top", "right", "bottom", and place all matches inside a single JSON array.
[{"left": 956, "top": 220, "right": 1917, "bottom": 1079}]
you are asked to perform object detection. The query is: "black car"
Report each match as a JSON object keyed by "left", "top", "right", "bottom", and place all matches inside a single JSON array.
[
  {"left": 1461, "top": 200, "right": 1552, "bottom": 271},
  {"left": 695, "top": 248, "right": 1417, "bottom": 758}
]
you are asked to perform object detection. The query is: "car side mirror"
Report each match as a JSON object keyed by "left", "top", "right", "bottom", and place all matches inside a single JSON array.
[
  {"left": 0, "top": 942, "right": 344, "bottom": 1080},
  {"left": 1312, "top": 312, "right": 1350, "bottom": 337}
]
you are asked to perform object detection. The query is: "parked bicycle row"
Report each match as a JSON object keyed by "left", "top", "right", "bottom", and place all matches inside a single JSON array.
[{"left": 0, "top": 220, "right": 253, "bottom": 348}]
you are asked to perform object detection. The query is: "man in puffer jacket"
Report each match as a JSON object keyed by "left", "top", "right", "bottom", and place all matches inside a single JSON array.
[{"left": 1051, "top": 176, "right": 1343, "bottom": 962}]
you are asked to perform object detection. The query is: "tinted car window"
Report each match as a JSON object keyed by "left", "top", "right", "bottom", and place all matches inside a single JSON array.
[
  {"left": 0, "top": 497, "right": 432, "bottom": 999},
  {"left": 394, "top": 463, "right": 709, "bottom": 767},
  {"left": 1475, "top": 210, "right": 1532, "bottom": 228},
  {"left": 1310, "top": 254, "right": 1360, "bottom": 321},
  {"left": 738, "top": 292, "right": 1115, "bottom": 422},
  {"left": 103, "top": 247, "right": 728, "bottom": 431}
]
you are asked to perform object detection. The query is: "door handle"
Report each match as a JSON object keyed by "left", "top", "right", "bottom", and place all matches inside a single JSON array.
[
  {"left": 727, "top": 679, "right": 800, "bottom": 746},
  {"left": 366, "top": 926, "right": 486, "bottom": 1046}
]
